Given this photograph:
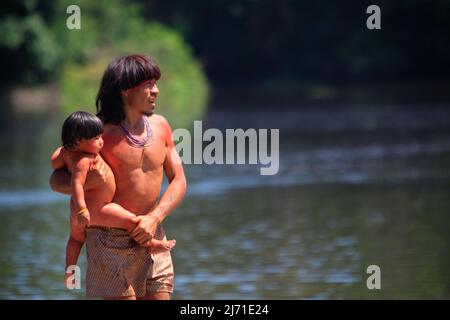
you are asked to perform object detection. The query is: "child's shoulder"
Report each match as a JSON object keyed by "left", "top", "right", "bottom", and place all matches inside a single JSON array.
[{"left": 65, "top": 150, "right": 97, "bottom": 170}]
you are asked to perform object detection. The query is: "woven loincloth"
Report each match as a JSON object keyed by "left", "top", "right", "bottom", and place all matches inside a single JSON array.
[{"left": 85, "top": 225, "right": 174, "bottom": 298}]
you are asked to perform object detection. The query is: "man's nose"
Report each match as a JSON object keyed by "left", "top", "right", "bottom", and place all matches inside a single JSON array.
[{"left": 151, "top": 84, "right": 159, "bottom": 95}]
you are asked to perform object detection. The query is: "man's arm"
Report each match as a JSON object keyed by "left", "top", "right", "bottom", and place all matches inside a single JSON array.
[
  {"left": 51, "top": 146, "right": 65, "bottom": 170},
  {"left": 49, "top": 168, "right": 72, "bottom": 195},
  {"left": 49, "top": 146, "right": 72, "bottom": 195},
  {"left": 131, "top": 116, "right": 187, "bottom": 245},
  {"left": 49, "top": 152, "right": 108, "bottom": 195},
  {"left": 152, "top": 126, "right": 187, "bottom": 223}
]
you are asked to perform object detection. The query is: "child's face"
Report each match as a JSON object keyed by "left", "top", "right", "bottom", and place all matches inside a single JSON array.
[{"left": 74, "top": 135, "right": 104, "bottom": 154}]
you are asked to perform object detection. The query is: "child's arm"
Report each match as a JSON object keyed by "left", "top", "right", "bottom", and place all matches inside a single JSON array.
[
  {"left": 93, "top": 203, "right": 139, "bottom": 233},
  {"left": 71, "top": 157, "right": 91, "bottom": 225},
  {"left": 51, "top": 147, "right": 66, "bottom": 170}
]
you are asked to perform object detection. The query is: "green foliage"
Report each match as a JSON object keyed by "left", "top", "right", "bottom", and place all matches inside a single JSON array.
[
  {"left": 0, "top": 0, "right": 209, "bottom": 128},
  {"left": 59, "top": 23, "right": 209, "bottom": 128},
  {"left": 0, "top": 1, "right": 62, "bottom": 83},
  {"left": 118, "top": 21, "right": 209, "bottom": 129},
  {"left": 55, "top": 0, "right": 208, "bottom": 128},
  {"left": 58, "top": 0, "right": 209, "bottom": 128}
]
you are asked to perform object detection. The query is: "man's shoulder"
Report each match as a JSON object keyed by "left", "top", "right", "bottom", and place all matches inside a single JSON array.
[
  {"left": 150, "top": 113, "right": 170, "bottom": 126},
  {"left": 102, "top": 123, "right": 122, "bottom": 139},
  {"left": 103, "top": 123, "right": 119, "bottom": 132},
  {"left": 149, "top": 114, "right": 173, "bottom": 133}
]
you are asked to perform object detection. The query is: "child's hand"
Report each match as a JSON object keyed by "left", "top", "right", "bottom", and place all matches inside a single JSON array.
[{"left": 76, "top": 208, "right": 90, "bottom": 227}]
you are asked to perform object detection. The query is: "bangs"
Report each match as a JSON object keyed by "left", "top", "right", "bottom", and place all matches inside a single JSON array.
[
  {"left": 76, "top": 116, "right": 104, "bottom": 139},
  {"left": 117, "top": 54, "right": 161, "bottom": 90}
]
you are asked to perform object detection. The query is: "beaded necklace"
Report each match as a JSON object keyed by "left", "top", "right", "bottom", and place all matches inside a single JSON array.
[{"left": 119, "top": 116, "right": 153, "bottom": 148}]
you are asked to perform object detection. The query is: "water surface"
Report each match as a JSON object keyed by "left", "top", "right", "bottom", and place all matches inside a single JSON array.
[{"left": 0, "top": 106, "right": 449, "bottom": 299}]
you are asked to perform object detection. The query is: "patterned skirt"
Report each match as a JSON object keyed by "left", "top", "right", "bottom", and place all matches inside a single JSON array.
[{"left": 85, "top": 224, "right": 174, "bottom": 298}]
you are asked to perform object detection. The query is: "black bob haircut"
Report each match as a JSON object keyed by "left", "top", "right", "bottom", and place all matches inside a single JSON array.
[
  {"left": 96, "top": 54, "right": 161, "bottom": 125},
  {"left": 61, "top": 111, "right": 103, "bottom": 150}
]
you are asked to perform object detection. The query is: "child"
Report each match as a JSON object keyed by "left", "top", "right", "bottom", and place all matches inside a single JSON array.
[{"left": 51, "top": 111, "right": 176, "bottom": 286}]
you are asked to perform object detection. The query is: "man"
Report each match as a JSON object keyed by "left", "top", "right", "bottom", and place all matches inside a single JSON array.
[{"left": 50, "top": 54, "right": 187, "bottom": 300}]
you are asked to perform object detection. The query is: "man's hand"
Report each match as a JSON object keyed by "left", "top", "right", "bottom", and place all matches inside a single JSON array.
[{"left": 130, "top": 215, "right": 160, "bottom": 246}]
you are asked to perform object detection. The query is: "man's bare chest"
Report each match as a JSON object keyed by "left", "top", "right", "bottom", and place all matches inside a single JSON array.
[{"left": 101, "top": 135, "right": 166, "bottom": 173}]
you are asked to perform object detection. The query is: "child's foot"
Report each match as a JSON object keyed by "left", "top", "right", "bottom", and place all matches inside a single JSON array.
[{"left": 146, "top": 239, "right": 176, "bottom": 254}]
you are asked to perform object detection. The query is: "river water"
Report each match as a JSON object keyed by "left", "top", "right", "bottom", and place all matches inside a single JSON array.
[{"left": 0, "top": 105, "right": 449, "bottom": 299}]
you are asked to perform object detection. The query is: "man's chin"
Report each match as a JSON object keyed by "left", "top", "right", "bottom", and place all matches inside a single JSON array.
[{"left": 142, "top": 110, "right": 154, "bottom": 116}]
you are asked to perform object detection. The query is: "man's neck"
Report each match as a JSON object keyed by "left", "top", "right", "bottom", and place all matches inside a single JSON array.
[{"left": 122, "top": 106, "right": 144, "bottom": 130}]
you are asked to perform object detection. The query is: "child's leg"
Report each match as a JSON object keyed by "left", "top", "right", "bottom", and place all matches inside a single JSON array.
[
  {"left": 66, "top": 199, "right": 86, "bottom": 268},
  {"left": 90, "top": 203, "right": 138, "bottom": 232},
  {"left": 65, "top": 202, "right": 86, "bottom": 288},
  {"left": 66, "top": 231, "right": 84, "bottom": 269},
  {"left": 92, "top": 202, "right": 176, "bottom": 253},
  {"left": 65, "top": 231, "right": 84, "bottom": 289}
]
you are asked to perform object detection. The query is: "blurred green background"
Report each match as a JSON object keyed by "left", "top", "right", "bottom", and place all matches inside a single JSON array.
[
  {"left": 0, "top": 0, "right": 209, "bottom": 129},
  {"left": 0, "top": 0, "right": 449, "bottom": 299}
]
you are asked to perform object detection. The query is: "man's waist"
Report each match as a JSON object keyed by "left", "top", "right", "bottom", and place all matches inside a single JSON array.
[{"left": 88, "top": 225, "right": 128, "bottom": 231}]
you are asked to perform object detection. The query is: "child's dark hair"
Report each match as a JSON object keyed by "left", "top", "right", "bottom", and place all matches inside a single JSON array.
[{"left": 61, "top": 111, "right": 103, "bottom": 150}]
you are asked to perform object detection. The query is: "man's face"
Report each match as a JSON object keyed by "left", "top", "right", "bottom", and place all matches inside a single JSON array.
[{"left": 123, "top": 79, "right": 159, "bottom": 115}]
